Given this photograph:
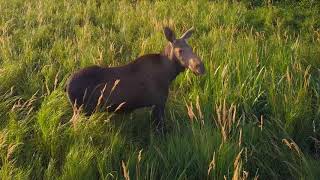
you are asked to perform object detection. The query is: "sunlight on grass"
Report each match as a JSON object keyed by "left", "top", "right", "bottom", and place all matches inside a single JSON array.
[{"left": 0, "top": 0, "right": 319, "bottom": 179}]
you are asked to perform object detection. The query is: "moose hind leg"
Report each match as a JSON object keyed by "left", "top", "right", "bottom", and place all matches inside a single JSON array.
[{"left": 152, "top": 105, "right": 165, "bottom": 134}]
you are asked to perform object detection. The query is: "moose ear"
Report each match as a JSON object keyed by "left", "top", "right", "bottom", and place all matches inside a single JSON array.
[
  {"left": 164, "top": 27, "right": 176, "bottom": 43},
  {"left": 180, "top": 27, "right": 194, "bottom": 40}
]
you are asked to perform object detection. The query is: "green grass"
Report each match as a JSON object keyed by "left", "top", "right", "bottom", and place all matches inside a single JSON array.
[{"left": 0, "top": 0, "right": 320, "bottom": 179}]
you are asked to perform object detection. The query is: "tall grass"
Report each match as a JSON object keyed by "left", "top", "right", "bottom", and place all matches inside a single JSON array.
[{"left": 0, "top": 0, "right": 320, "bottom": 179}]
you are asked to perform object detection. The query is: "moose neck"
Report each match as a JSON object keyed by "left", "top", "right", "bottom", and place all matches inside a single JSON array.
[{"left": 161, "top": 43, "right": 185, "bottom": 82}]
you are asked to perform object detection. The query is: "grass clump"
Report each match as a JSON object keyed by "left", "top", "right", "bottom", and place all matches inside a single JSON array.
[{"left": 0, "top": 0, "right": 319, "bottom": 179}]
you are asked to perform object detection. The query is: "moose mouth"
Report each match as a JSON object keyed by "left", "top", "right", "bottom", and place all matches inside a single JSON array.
[
  {"left": 194, "top": 69, "right": 205, "bottom": 75},
  {"left": 189, "top": 64, "right": 205, "bottom": 76},
  {"left": 196, "top": 69, "right": 205, "bottom": 75}
]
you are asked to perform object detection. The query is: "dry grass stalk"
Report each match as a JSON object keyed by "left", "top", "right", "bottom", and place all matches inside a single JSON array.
[
  {"left": 234, "top": 149, "right": 243, "bottom": 170},
  {"left": 239, "top": 128, "right": 242, "bottom": 147},
  {"left": 96, "top": 47, "right": 104, "bottom": 65},
  {"left": 259, "top": 115, "right": 263, "bottom": 131},
  {"left": 114, "top": 102, "right": 126, "bottom": 112},
  {"left": 122, "top": 160, "right": 130, "bottom": 180},
  {"left": 207, "top": 152, "right": 216, "bottom": 175},
  {"left": 282, "top": 139, "right": 291, "bottom": 148},
  {"left": 221, "top": 64, "right": 229, "bottom": 80},
  {"left": 7, "top": 143, "right": 22, "bottom": 160},
  {"left": 282, "top": 138, "right": 302, "bottom": 156},
  {"left": 291, "top": 143, "right": 302, "bottom": 156},
  {"left": 102, "top": 79, "right": 121, "bottom": 111},
  {"left": 136, "top": 149, "right": 143, "bottom": 180},
  {"left": 196, "top": 96, "right": 203, "bottom": 119},
  {"left": 242, "top": 171, "right": 249, "bottom": 179},
  {"left": 185, "top": 97, "right": 205, "bottom": 125},
  {"left": 215, "top": 99, "right": 238, "bottom": 142},
  {"left": 303, "top": 66, "right": 311, "bottom": 89},
  {"left": 11, "top": 91, "right": 38, "bottom": 111},
  {"left": 232, "top": 149, "right": 247, "bottom": 180},
  {"left": 4, "top": 86, "right": 14, "bottom": 99},
  {"left": 10, "top": 91, "right": 38, "bottom": 116},
  {"left": 111, "top": 79, "right": 120, "bottom": 93},
  {"left": 53, "top": 69, "right": 60, "bottom": 90},
  {"left": 71, "top": 101, "right": 82, "bottom": 128},
  {"left": 96, "top": 83, "right": 108, "bottom": 111},
  {"left": 11, "top": 98, "right": 22, "bottom": 111},
  {"left": 45, "top": 80, "right": 50, "bottom": 95},
  {"left": 0, "top": 131, "right": 8, "bottom": 153},
  {"left": 186, "top": 102, "right": 195, "bottom": 122},
  {"left": 196, "top": 96, "right": 204, "bottom": 125},
  {"left": 138, "top": 149, "right": 143, "bottom": 163},
  {"left": 82, "top": 88, "right": 88, "bottom": 103},
  {"left": 95, "top": 79, "right": 121, "bottom": 112},
  {"left": 286, "top": 67, "right": 292, "bottom": 88}
]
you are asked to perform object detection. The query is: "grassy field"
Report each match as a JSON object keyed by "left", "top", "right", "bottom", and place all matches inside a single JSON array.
[{"left": 0, "top": 0, "right": 320, "bottom": 179}]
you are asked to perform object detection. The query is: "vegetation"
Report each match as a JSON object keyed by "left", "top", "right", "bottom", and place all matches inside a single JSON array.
[{"left": 0, "top": 0, "right": 320, "bottom": 179}]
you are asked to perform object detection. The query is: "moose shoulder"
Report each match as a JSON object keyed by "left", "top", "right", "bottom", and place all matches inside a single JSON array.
[{"left": 66, "top": 27, "right": 205, "bottom": 133}]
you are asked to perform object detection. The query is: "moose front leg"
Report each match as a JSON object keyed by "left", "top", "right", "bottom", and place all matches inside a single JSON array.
[{"left": 152, "top": 105, "right": 165, "bottom": 134}]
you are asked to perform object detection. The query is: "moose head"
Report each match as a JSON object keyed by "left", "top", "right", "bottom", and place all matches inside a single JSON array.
[{"left": 164, "top": 27, "right": 205, "bottom": 75}]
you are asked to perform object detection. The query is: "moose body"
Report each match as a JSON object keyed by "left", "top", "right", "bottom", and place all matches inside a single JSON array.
[{"left": 67, "top": 27, "right": 205, "bottom": 132}]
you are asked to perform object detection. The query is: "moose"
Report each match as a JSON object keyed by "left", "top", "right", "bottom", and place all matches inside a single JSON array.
[{"left": 66, "top": 27, "right": 205, "bottom": 133}]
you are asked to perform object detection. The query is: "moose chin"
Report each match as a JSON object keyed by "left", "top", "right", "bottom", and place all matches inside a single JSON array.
[{"left": 66, "top": 27, "right": 205, "bottom": 133}]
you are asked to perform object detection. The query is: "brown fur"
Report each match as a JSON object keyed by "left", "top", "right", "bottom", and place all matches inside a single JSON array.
[{"left": 66, "top": 27, "right": 204, "bottom": 132}]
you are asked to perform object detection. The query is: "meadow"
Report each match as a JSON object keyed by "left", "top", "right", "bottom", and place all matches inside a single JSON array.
[{"left": 0, "top": 0, "right": 320, "bottom": 179}]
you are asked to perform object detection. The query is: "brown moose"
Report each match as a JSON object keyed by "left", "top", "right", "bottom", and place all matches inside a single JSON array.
[{"left": 66, "top": 27, "right": 205, "bottom": 133}]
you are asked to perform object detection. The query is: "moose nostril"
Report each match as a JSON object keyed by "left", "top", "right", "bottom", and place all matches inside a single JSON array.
[{"left": 195, "top": 63, "right": 205, "bottom": 74}]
